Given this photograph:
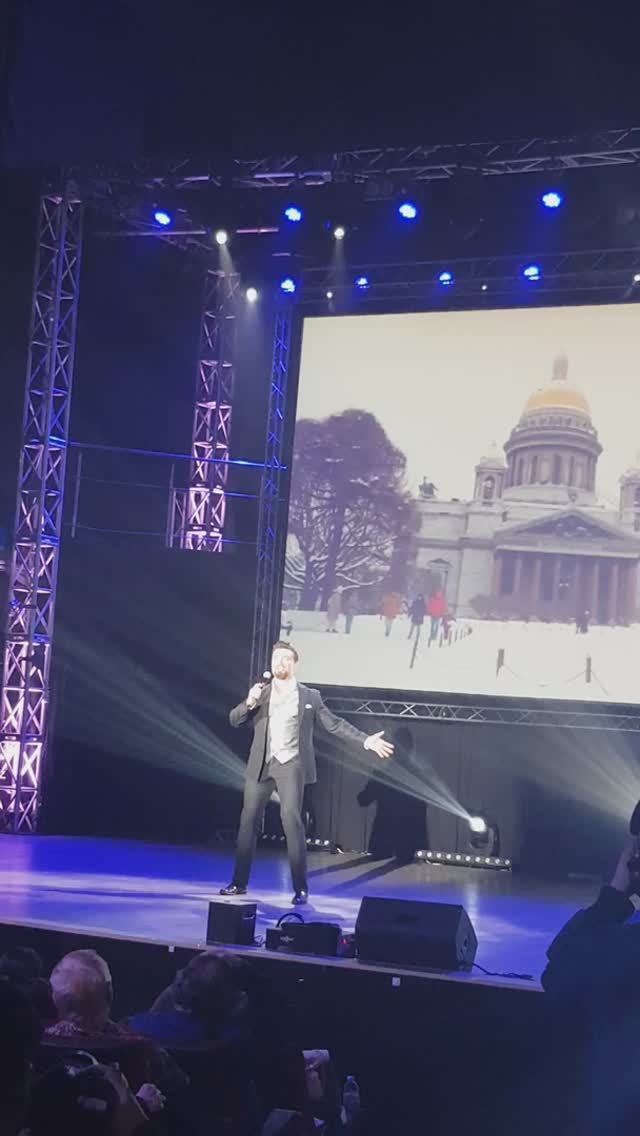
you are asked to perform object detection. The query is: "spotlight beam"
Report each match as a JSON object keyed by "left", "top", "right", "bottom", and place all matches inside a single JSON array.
[
  {"left": 58, "top": 629, "right": 247, "bottom": 790},
  {"left": 321, "top": 740, "right": 469, "bottom": 820}
]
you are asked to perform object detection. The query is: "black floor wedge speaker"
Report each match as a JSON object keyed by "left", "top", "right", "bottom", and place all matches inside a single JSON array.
[
  {"left": 355, "top": 896, "right": 477, "bottom": 971},
  {"left": 206, "top": 900, "right": 257, "bottom": 945}
]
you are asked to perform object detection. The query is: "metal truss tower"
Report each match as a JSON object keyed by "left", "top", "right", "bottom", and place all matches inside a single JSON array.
[
  {"left": 250, "top": 307, "right": 293, "bottom": 677},
  {"left": 171, "top": 269, "right": 240, "bottom": 551},
  {"left": 0, "top": 188, "right": 84, "bottom": 832}
]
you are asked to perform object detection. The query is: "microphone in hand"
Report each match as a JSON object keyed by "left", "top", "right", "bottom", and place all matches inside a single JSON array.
[{"left": 247, "top": 672, "right": 272, "bottom": 709}]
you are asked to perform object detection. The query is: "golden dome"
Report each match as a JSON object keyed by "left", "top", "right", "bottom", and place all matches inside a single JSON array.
[
  {"left": 522, "top": 355, "right": 591, "bottom": 418},
  {"left": 524, "top": 387, "right": 591, "bottom": 414}
]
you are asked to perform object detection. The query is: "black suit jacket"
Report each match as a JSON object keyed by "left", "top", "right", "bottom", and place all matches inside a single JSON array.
[{"left": 229, "top": 683, "right": 368, "bottom": 785}]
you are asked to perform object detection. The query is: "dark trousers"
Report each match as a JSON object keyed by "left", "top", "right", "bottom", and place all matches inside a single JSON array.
[{"left": 232, "top": 757, "right": 308, "bottom": 893}]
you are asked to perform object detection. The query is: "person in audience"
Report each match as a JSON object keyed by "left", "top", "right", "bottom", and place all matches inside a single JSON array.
[
  {"left": 46, "top": 949, "right": 185, "bottom": 1097},
  {"left": 46, "top": 949, "right": 126, "bottom": 1040},
  {"left": 542, "top": 831, "right": 640, "bottom": 1134},
  {"left": 28, "top": 1055, "right": 164, "bottom": 1136},
  {"left": 0, "top": 944, "right": 56, "bottom": 1023},
  {"left": 0, "top": 977, "right": 41, "bottom": 1135},
  {"left": 128, "top": 949, "right": 246, "bottom": 1043}
]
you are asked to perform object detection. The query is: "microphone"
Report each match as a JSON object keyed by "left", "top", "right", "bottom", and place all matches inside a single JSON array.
[{"left": 260, "top": 670, "right": 272, "bottom": 688}]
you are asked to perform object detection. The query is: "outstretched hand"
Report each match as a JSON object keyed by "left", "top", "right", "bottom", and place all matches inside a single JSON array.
[{"left": 365, "top": 730, "right": 394, "bottom": 760}]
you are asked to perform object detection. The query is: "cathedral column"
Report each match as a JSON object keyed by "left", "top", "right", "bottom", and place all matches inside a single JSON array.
[
  {"left": 491, "top": 554, "right": 501, "bottom": 598},
  {"left": 576, "top": 559, "right": 587, "bottom": 617},
  {"left": 513, "top": 554, "right": 523, "bottom": 597},
  {"left": 620, "top": 562, "right": 629, "bottom": 623},
  {"left": 627, "top": 561, "right": 639, "bottom": 623},
  {"left": 530, "top": 555, "right": 542, "bottom": 614},
  {"left": 552, "top": 557, "right": 562, "bottom": 607},
  {"left": 590, "top": 558, "right": 600, "bottom": 622},
  {"left": 608, "top": 561, "right": 619, "bottom": 625}
]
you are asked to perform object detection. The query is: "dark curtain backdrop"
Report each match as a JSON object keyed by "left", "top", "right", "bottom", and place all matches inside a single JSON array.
[{"left": 311, "top": 720, "right": 640, "bottom": 878}]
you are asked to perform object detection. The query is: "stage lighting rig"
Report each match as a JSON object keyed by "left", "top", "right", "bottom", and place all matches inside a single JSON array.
[
  {"left": 245, "top": 287, "right": 259, "bottom": 302},
  {"left": 438, "top": 270, "right": 453, "bottom": 286},
  {"left": 214, "top": 229, "right": 229, "bottom": 245},
  {"left": 398, "top": 201, "right": 418, "bottom": 220},
  {"left": 333, "top": 225, "right": 346, "bottom": 240},
  {"left": 280, "top": 276, "right": 297, "bottom": 294},
  {"left": 416, "top": 850, "right": 511, "bottom": 871},
  {"left": 541, "top": 190, "right": 564, "bottom": 209},
  {"left": 468, "top": 814, "right": 500, "bottom": 857},
  {"left": 284, "top": 205, "right": 303, "bottom": 222},
  {"left": 153, "top": 209, "right": 172, "bottom": 227},
  {"left": 468, "top": 815, "right": 487, "bottom": 834}
]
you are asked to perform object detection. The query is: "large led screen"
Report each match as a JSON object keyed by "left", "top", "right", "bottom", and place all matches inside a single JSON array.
[{"left": 281, "top": 304, "right": 640, "bottom": 703}]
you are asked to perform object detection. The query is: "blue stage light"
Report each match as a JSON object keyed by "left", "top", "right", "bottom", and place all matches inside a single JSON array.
[
  {"left": 355, "top": 275, "right": 370, "bottom": 290},
  {"left": 541, "top": 190, "right": 563, "bottom": 209},
  {"left": 284, "top": 205, "right": 303, "bottom": 223},
  {"left": 522, "top": 263, "right": 541, "bottom": 281},
  {"left": 438, "top": 270, "right": 453, "bottom": 286},
  {"left": 153, "top": 209, "right": 172, "bottom": 227},
  {"left": 280, "top": 276, "right": 297, "bottom": 294},
  {"left": 398, "top": 201, "right": 418, "bottom": 220}
]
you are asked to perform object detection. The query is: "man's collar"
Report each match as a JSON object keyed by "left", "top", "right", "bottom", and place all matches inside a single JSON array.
[{"left": 271, "top": 677, "right": 298, "bottom": 694}]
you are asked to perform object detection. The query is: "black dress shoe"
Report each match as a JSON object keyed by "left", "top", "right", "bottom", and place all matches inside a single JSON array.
[
  {"left": 219, "top": 884, "right": 247, "bottom": 896},
  {"left": 292, "top": 890, "right": 308, "bottom": 906}
]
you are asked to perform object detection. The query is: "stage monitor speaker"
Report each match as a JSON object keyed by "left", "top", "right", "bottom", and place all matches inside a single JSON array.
[
  {"left": 355, "top": 895, "right": 477, "bottom": 971},
  {"left": 206, "top": 900, "right": 257, "bottom": 946}
]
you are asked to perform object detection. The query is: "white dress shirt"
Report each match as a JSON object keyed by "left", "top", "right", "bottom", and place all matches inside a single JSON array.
[{"left": 268, "top": 680, "right": 300, "bottom": 764}]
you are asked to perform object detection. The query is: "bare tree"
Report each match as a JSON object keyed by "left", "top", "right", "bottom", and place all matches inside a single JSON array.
[{"left": 286, "top": 410, "right": 413, "bottom": 608}]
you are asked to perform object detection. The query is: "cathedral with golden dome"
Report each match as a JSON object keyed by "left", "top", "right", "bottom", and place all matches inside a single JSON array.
[{"left": 413, "top": 356, "right": 640, "bottom": 625}]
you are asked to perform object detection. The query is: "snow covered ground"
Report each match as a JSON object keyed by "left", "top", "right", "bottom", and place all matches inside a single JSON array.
[{"left": 282, "top": 610, "right": 640, "bottom": 703}]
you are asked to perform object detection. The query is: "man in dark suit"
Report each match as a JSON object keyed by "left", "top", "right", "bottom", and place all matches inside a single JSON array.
[{"left": 221, "top": 640, "right": 394, "bottom": 904}]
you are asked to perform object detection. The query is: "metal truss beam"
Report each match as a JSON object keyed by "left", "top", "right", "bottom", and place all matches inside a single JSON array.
[
  {"left": 300, "top": 247, "right": 640, "bottom": 304},
  {"left": 170, "top": 270, "right": 240, "bottom": 552},
  {"left": 321, "top": 694, "right": 640, "bottom": 732},
  {"left": 0, "top": 189, "right": 83, "bottom": 832},
  {"left": 86, "top": 127, "right": 640, "bottom": 194},
  {"left": 250, "top": 307, "right": 293, "bottom": 679}
]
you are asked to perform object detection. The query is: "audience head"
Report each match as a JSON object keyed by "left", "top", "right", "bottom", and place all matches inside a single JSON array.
[
  {"left": 172, "top": 950, "right": 240, "bottom": 1032},
  {"left": 29, "top": 1056, "right": 145, "bottom": 1136},
  {"left": 0, "top": 944, "right": 44, "bottom": 982},
  {"left": 0, "top": 977, "right": 41, "bottom": 1134},
  {"left": 50, "top": 950, "right": 113, "bottom": 1031},
  {"left": 0, "top": 944, "right": 55, "bottom": 1021}
]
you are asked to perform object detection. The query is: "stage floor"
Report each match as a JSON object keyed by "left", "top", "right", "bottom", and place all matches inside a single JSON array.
[{"left": 0, "top": 834, "right": 598, "bottom": 989}]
